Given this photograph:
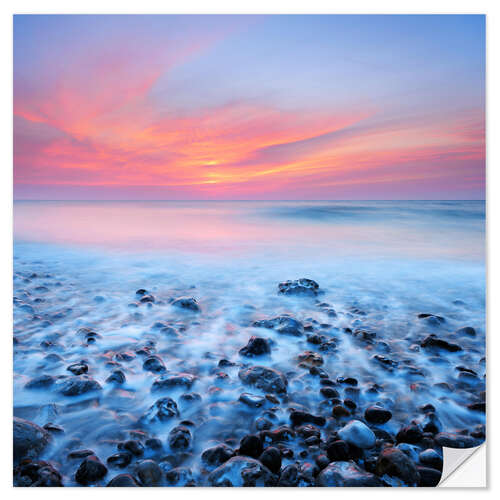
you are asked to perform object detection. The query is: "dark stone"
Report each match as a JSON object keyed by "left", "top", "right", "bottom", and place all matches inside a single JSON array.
[
  {"left": 238, "top": 366, "right": 287, "bottom": 394},
  {"left": 141, "top": 397, "right": 179, "bottom": 424},
  {"left": 121, "top": 440, "right": 144, "bottom": 456},
  {"left": 417, "top": 466, "right": 442, "bottom": 486},
  {"left": 419, "top": 449, "right": 443, "bottom": 470},
  {"left": 151, "top": 373, "right": 196, "bottom": 392},
  {"left": 253, "top": 315, "right": 304, "bottom": 336},
  {"left": 456, "top": 326, "right": 476, "bottom": 337},
  {"left": 297, "top": 351, "right": 324, "bottom": 366},
  {"left": 396, "top": 424, "right": 424, "bottom": 444},
  {"left": 106, "top": 369, "right": 126, "bottom": 385},
  {"left": 67, "top": 362, "right": 88, "bottom": 375},
  {"left": 171, "top": 296, "right": 200, "bottom": 311},
  {"left": 320, "top": 387, "right": 339, "bottom": 398},
  {"left": 279, "top": 464, "right": 299, "bottom": 486},
  {"left": 13, "top": 417, "right": 51, "bottom": 462},
  {"left": 55, "top": 375, "right": 102, "bottom": 396},
  {"left": 143, "top": 355, "right": 166, "bottom": 373},
  {"left": 14, "top": 459, "right": 62, "bottom": 486},
  {"left": 434, "top": 432, "right": 477, "bottom": 448},
  {"left": 239, "top": 392, "right": 266, "bottom": 408},
  {"left": 135, "top": 459, "right": 162, "bottom": 486},
  {"left": 239, "top": 336, "right": 271, "bottom": 357},
  {"left": 278, "top": 278, "right": 320, "bottom": 296},
  {"left": 107, "top": 452, "right": 133, "bottom": 468},
  {"left": 290, "top": 410, "right": 326, "bottom": 427},
  {"left": 418, "top": 313, "right": 446, "bottom": 326},
  {"left": 316, "top": 461, "right": 383, "bottom": 486},
  {"left": 145, "top": 438, "right": 163, "bottom": 450},
  {"left": 375, "top": 447, "right": 420, "bottom": 485},
  {"left": 168, "top": 425, "right": 192, "bottom": 450},
  {"left": 75, "top": 455, "right": 108, "bottom": 485},
  {"left": 239, "top": 434, "right": 263, "bottom": 458},
  {"left": 364, "top": 405, "right": 392, "bottom": 424},
  {"left": 68, "top": 449, "right": 95, "bottom": 460},
  {"left": 201, "top": 444, "right": 234, "bottom": 468},
  {"left": 421, "top": 334, "right": 462, "bottom": 352},
  {"left": 207, "top": 456, "right": 277, "bottom": 486},
  {"left": 468, "top": 402, "right": 486, "bottom": 412},
  {"left": 259, "top": 447, "right": 281, "bottom": 474},
  {"left": 164, "top": 467, "right": 195, "bottom": 486},
  {"left": 25, "top": 375, "right": 56, "bottom": 390},
  {"left": 326, "top": 439, "right": 350, "bottom": 461},
  {"left": 332, "top": 405, "right": 350, "bottom": 418},
  {"left": 107, "top": 474, "right": 139, "bottom": 486}
]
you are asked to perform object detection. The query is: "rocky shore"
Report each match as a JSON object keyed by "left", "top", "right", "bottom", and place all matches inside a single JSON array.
[{"left": 13, "top": 269, "right": 486, "bottom": 487}]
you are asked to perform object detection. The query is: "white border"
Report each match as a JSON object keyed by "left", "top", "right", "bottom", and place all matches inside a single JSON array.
[{"left": 2, "top": 1, "right": 497, "bottom": 497}]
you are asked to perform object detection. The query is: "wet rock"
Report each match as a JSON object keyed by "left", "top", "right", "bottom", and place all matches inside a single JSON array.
[
  {"left": 239, "top": 392, "right": 266, "bottom": 408},
  {"left": 171, "top": 296, "right": 200, "bottom": 312},
  {"left": 372, "top": 354, "right": 398, "bottom": 369},
  {"left": 239, "top": 336, "right": 271, "bottom": 357},
  {"left": 259, "top": 447, "right": 281, "bottom": 474},
  {"left": 43, "top": 423, "right": 64, "bottom": 434},
  {"left": 238, "top": 434, "right": 263, "bottom": 458},
  {"left": 419, "top": 449, "right": 443, "bottom": 470},
  {"left": 417, "top": 466, "right": 442, "bottom": 486},
  {"left": 456, "top": 326, "right": 476, "bottom": 337},
  {"left": 68, "top": 449, "right": 95, "bottom": 460},
  {"left": 320, "top": 387, "right": 340, "bottom": 399},
  {"left": 375, "top": 447, "right": 420, "bottom": 485},
  {"left": 145, "top": 438, "right": 163, "bottom": 451},
  {"left": 421, "top": 334, "right": 462, "bottom": 352},
  {"left": 290, "top": 410, "right": 326, "bottom": 427},
  {"left": 316, "top": 461, "right": 383, "bottom": 486},
  {"left": 434, "top": 432, "right": 477, "bottom": 448},
  {"left": 279, "top": 464, "right": 299, "bottom": 486},
  {"left": 143, "top": 355, "right": 166, "bottom": 373},
  {"left": 164, "top": 467, "right": 195, "bottom": 486},
  {"left": 207, "top": 456, "right": 277, "bottom": 486},
  {"left": 238, "top": 365, "right": 287, "bottom": 394},
  {"left": 141, "top": 397, "right": 179, "bottom": 424},
  {"left": 253, "top": 315, "right": 304, "bottom": 336},
  {"left": 14, "top": 460, "right": 62, "bottom": 486},
  {"left": 364, "top": 405, "right": 392, "bottom": 424},
  {"left": 201, "top": 444, "right": 234, "bottom": 468},
  {"left": 67, "top": 362, "right": 88, "bottom": 375},
  {"left": 297, "top": 350, "right": 324, "bottom": 367},
  {"left": 326, "top": 439, "right": 350, "bottom": 461},
  {"left": 55, "top": 375, "right": 102, "bottom": 396},
  {"left": 107, "top": 474, "right": 139, "bottom": 486},
  {"left": 13, "top": 417, "right": 52, "bottom": 462},
  {"left": 422, "top": 412, "right": 442, "bottom": 434},
  {"left": 140, "top": 294, "right": 155, "bottom": 303},
  {"left": 468, "top": 402, "right": 486, "bottom": 413},
  {"left": 278, "top": 278, "right": 320, "bottom": 296},
  {"left": 135, "top": 459, "right": 162, "bottom": 486},
  {"left": 168, "top": 425, "right": 192, "bottom": 450},
  {"left": 121, "top": 440, "right": 144, "bottom": 456},
  {"left": 75, "top": 455, "right": 108, "bottom": 485},
  {"left": 332, "top": 405, "right": 351, "bottom": 418},
  {"left": 418, "top": 313, "right": 445, "bottom": 326},
  {"left": 337, "top": 420, "right": 376, "bottom": 449},
  {"left": 107, "top": 452, "right": 133, "bottom": 468},
  {"left": 151, "top": 373, "right": 196, "bottom": 392},
  {"left": 25, "top": 374, "right": 56, "bottom": 390},
  {"left": 396, "top": 423, "right": 424, "bottom": 444},
  {"left": 106, "top": 369, "right": 126, "bottom": 385}
]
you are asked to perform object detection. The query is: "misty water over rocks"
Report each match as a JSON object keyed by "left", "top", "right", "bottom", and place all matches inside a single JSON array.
[{"left": 13, "top": 201, "right": 485, "bottom": 486}]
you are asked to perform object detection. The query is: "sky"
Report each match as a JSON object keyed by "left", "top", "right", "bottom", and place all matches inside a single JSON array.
[{"left": 13, "top": 15, "right": 485, "bottom": 200}]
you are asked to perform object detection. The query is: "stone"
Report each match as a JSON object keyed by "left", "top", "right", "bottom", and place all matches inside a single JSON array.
[
  {"left": 239, "top": 392, "right": 266, "bottom": 408},
  {"left": 106, "top": 369, "right": 126, "bottom": 385},
  {"left": 419, "top": 449, "right": 443, "bottom": 470},
  {"left": 337, "top": 420, "right": 376, "bottom": 449},
  {"left": 456, "top": 326, "right": 476, "bottom": 337},
  {"left": 13, "top": 417, "right": 51, "bottom": 462},
  {"left": 364, "top": 405, "right": 392, "bottom": 424},
  {"left": 107, "top": 452, "right": 133, "bottom": 469},
  {"left": 75, "top": 455, "right": 108, "bottom": 485},
  {"left": 207, "top": 456, "right": 277, "bottom": 486},
  {"left": 14, "top": 460, "right": 62, "bottom": 486},
  {"left": 171, "top": 296, "right": 200, "bottom": 311},
  {"left": 25, "top": 374, "right": 56, "bottom": 390},
  {"left": 259, "top": 447, "right": 281, "bottom": 474},
  {"left": 239, "top": 336, "right": 271, "bottom": 357},
  {"left": 238, "top": 434, "right": 263, "bottom": 459},
  {"left": 421, "top": 335, "right": 462, "bottom": 352},
  {"left": 290, "top": 410, "right": 326, "bottom": 427},
  {"left": 375, "top": 447, "right": 420, "bottom": 485},
  {"left": 279, "top": 464, "right": 299, "bottom": 486},
  {"left": 297, "top": 351, "right": 324, "bottom": 366},
  {"left": 67, "top": 362, "right": 88, "bottom": 375},
  {"left": 278, "top": 278, "right": 320, "bottom": 296},
  {"left": 55, "top": 375, "right": 102, "bottom": 396},
  {"left": 396, "top": 423, "right": 424, "bottom": 444},
  {"left": 151, "top": 373, "right": 196, "bottom": 392},
  {"left": 121, "top": 440, "right": 144, "bottom": 456},
  {"left": 143, "top": 355, "right": 166, "bottom": 373},
  {"left": 326, "top": 439, "right": 350, "bottom": 461},
  {"left": 135, "top": 459, "right": 162, "bottom": 486},
  {"left": 316, "top": 461, "right": 383, "bottom": 486},
  {"left": 417, "top": 466, "right": 442, "bottom": 486},
  {"left": 107, "top": 474, "right": 139, "bottom": 486},
  {"left": 434, "top": 432, "right": 477, "bottom": 448},
  {"left": 418, "top": 313, "right": 445, "bottom": 326},
  {"left": 201, "top": 444, "right": 234, "bottom": 468},
  {"left": 164, "top": 467, "right": 195, "bottom": 486},
  {"left": 168, "top": 425, "right": 192, "bottom": 450},
  {"left": 141, "top": 397, "right": 179, "bottom": 424},
  {"left": 253, "top": 315, "right": 304, "bottom": 336},
  {"left": 238, "top": 366, "right": 287, "bottom": 394}
]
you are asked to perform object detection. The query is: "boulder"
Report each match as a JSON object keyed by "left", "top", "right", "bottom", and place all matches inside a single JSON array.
[
  {"left": 238, "top": 366, "right": 288, "bottom": 394},
  {"left": 239, "top": 336, "right": 271, "bottom": 357},
  {"left": 207, "top": 456, "right": 277, "bottom": 486},
  {"left": 278, "top": 279, "right": 320, "bottom": 296},
  {"left": 338, "top": 420, "right": 376, "bottom": 449},
  {"left": 75, "top": 455, "right": 108, "bottom": 485},
  {"left": 375, "top": 447, "right": 420, "bottom": 485},
  {"left": 13, "top": 417, "right": 52, "bottom": 462}
]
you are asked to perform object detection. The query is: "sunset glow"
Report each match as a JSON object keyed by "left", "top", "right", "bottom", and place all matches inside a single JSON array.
[{"left": 14, "top": 15, "right": 485, "bottom": 200}]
